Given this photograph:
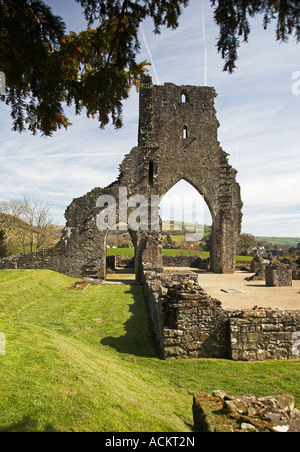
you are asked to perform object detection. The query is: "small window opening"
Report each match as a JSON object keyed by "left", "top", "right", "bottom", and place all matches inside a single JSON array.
[
  {"left": 183, "top": 127, "right": 188, "bottom": 139},
  {"left": 149, "top": 161, "right": 154, "bottom": 187},
  {"left": 181, "top": 91, "right": 189, "bottom": 103}
]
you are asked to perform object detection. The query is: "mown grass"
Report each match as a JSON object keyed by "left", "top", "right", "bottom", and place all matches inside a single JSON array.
[
  {"left": 107, "top": 248, "right": 253, "bottom": 261},
  {"left": 0, "top": 269, "right": 299, "bottom": 432}
]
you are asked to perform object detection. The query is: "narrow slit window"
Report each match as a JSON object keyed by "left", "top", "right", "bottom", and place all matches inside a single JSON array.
[
  {"left": 149, "top": 161, "right": 154, "bottom": 187},
  {"left": 183, "top": 127, "right": 188, "bottom": 139},
  {"left": 181, "top": 91, "right": 189, "bottom": 103}
]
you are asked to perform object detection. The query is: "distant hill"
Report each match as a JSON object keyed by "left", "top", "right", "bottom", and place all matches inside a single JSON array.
[
  {"left": 255, "top": 237, "right": 300, "bottom": 246},
  {"left": 106, "top": 221, "right": 300, "bottom": 248}
]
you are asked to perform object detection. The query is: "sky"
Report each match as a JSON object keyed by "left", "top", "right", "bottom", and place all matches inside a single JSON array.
[{"left": 0, "top": 0, "right": 299, "bottom": 237}]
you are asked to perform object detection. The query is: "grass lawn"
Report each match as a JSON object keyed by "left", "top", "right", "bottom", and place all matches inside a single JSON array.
[
  {"left": 0, "top": 269, "right": 299, "bottom": 432},
  {"left": 107, "top": 248, "right": 253, "bottom": 261}
]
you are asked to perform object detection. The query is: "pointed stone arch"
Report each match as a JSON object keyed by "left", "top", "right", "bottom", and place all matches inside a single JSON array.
[{"left": 0, "top": 76, "right": 242, "bottom": 280}]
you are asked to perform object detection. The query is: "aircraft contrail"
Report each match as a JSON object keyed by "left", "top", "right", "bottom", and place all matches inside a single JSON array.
[
  {"left": 202, "top": 0, "right": 207, "bottom": 86},
  {"left": 141, "top": 24, "right": 160, "bottom": 85},
  {"left": 0, "top": 153, "right": 125, "bottom": 159}
]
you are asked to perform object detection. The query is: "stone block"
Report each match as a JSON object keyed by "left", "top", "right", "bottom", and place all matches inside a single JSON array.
[{"left": 265, "top": 263, "right": 292, "bottom": 287}]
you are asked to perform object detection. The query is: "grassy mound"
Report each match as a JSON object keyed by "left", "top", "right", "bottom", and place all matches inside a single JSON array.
[{"left": 0, "top": 270, "right": 299, "bottom": 432}]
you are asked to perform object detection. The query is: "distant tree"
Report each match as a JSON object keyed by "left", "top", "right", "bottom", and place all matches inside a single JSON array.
[
  {"left": 0, "top": 229, "right": 7, "bottom": 257},
  {"left": 1, "top": 0, "right": 299, "bottom": 135},
  {"left": 163, "top": 233, "right": 174, "bottom": 249},
  {"left": 0, "top": 198, "right": 55, "bottom": 254},
  {"left": 20, "top": 197, "right": 55, "bottom": 253},
  {"left": 257, "top": 239, "right": 272, "bottom": 250},
  {"left": 203, "top": 229, "right": 212, "bottom": 253},
  {"left": 271, "top": 248, "right": 284, "bottom": 257},
  {"left": 238, "top": 233, "right": 257, "bottom": 256},
  {"left": 0, "top": 200, "right": 24, "bottom": 254}
]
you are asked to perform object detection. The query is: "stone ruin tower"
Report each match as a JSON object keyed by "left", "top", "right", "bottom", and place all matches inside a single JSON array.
[{"left": 0, "top": 75, "right": 243, "bottom": 279}]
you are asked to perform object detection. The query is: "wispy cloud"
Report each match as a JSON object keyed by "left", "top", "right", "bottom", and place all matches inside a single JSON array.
[
  {"left": 0, "top": 0, "right": 299, "bottom": 236},
  {"left": 201, "top": 0, "right": 208, "bottom": 86},
  {"left": 141, "top": 25, "right": 160, "bottom": 85}
]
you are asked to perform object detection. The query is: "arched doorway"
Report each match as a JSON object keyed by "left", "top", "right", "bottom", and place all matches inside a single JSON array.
[
  {"left": 105, "top": 225, "right": 135, "bottom": 282},
  {"left": 159, "top": 179, "right": 212, "bottom": 253}
]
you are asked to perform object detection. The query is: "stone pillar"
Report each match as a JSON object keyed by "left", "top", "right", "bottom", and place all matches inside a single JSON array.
[
  {"left": 210, "top": 213, "right": 238, "bottom": 274},
  {"left": 265, "top": 263, "right": 292, "bottom": 287},
  {"left": 250, "top": 255, "right": 264, "bottom": 273},
  {"left": 133, "top": 229, "right": 163, "bottom": 281}
]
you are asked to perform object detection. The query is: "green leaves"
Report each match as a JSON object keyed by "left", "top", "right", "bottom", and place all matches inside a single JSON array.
[
  {"left": 211, "top": 0, "right": 300, "bottom": 73},
  {"left": 0, "top": 0, "right": 67, "bottom": 135},
  {"left": 0, "top": 1, "right": 299, "bottom": 135},
  {"left": 0, "top": 0, "right": 157, "bottom": 135}
]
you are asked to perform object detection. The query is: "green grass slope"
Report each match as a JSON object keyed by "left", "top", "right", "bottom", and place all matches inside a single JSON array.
[{"left": 0, "top": 270, "right": 299, "bottom": 432}]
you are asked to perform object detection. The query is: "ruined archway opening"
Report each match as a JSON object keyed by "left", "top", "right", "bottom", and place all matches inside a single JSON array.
[
  {"left": 159, "top": 179, "right": 213, "bottom": 264},
  {"left": 105, "top": 224, "right": 135, "bottom": 282}
]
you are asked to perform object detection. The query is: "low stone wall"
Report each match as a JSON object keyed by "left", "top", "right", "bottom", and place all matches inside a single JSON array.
[
  {"left": 142, "top": 266, "right": 300, "bottom": 361},
  {"left": 106, "top": 255, "right": 134, "bottom": 270},
  {"left": 106, "top": 254, "right": 210, "bottom": 272},
  {"left": 248, "top": 257, "right": 300, "bottom": 282},
  {"left": 229, "top": 308, "right": 300, "bottom": 361},
  {"left": 142, "top": 265, "right": 199, "bottom": 359},
  {"left": 245, "top": 267, "right": 265, "bottom": 282},
  {"left": 0, "top": 247, "right": 67, "bottom": 273},
  {"left": 162, "top": 255, "right": 209, "bottom": 269},
  {"left": 250, "top": 256, "right": 264, "bottom": 273},
  {"left": 293, "top": 268, "right": 300, "bottom": 280},
  {"left": 193, "top": 391, "right": 300, "bottom": 432},
  {"left": 161, "top": 282, "right": 229, "bottom": 359}
]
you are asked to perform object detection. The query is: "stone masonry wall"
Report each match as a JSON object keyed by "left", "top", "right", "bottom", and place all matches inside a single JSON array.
[
  {"left": 0, "top": 247, "right": 67, "bottom": 274},
  {"left": 229, "top": 308, "right": 300, "bottom": 361},
  {"left": 265, "top": 263, "right": 293, "bottom": 287},
  {"left": 142, "top": 268, "right": 300, "bottom": 361},
  {"left": 162, "top": 255, "right": 209, "bottom": 269},
  {"left": 0, "top": 77, "right": 242, "bottom": 278},
  {"left": 193, "top": 391, "right": 300, "bottom": 432},
  {"left": 142, "top": 265, "right": 199, "bottom": 359},
  {"left": 105, "top": 254, "right": 209, "bottom": 271},
  {"left": 161, "top": 282, "right": 229, "bottom": 359}
]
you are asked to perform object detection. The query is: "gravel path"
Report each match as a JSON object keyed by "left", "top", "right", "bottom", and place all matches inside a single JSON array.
[{"left": 164, "top": 268, "right": 300, "bottom": 311}]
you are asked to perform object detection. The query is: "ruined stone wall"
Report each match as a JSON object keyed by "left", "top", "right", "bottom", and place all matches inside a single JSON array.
[
  {"left": 142, "top": 269, "right": 300, "bottom": 361},
  {"left": 0, "top": 244, "right": 77, "bottom": 276},
  {"left": 105, "top": 254, "right": 209, "bottom": 271},
  {"left": 161, "top": 282, "right": 229, "bottom": 359},
  {"left": 0, "top": 248, "right": 62, "bottom": 272},
  {"left": 0, "top": 186, "right": 110, "bottom": 279},
  {"left": 193, "top": 391, "right": 300, "bottom": 432},
  {"left": 137, "top": 76, "right": 242, "bottom": 274},
  {"left": 162, "top": 255, "right": 209, "bottom": 269},
  {"left": 293, "top": 268, "right": 300, "bottom": 280},
  {"left": 0, "top": 76, "right": 242, "bottom": 279},
  {"left": 229, "top": 308, "right": 300, "bottom": 361},
  {"left": 265, "top": 263, "right": 293, "bottom": 287},
  {"left": 250, "top": 256, "right": 264, "bottom": 273},
  {"left": 142, "top": 265, "right": 199, "bottom": 358},
  {"left": 247, "top": 258, "right": 300, "bottom": 283}
]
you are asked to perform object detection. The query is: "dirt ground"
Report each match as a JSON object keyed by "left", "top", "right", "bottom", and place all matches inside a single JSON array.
[{"left": 164, "top": 268, "right": 300, "bottom": 311}]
